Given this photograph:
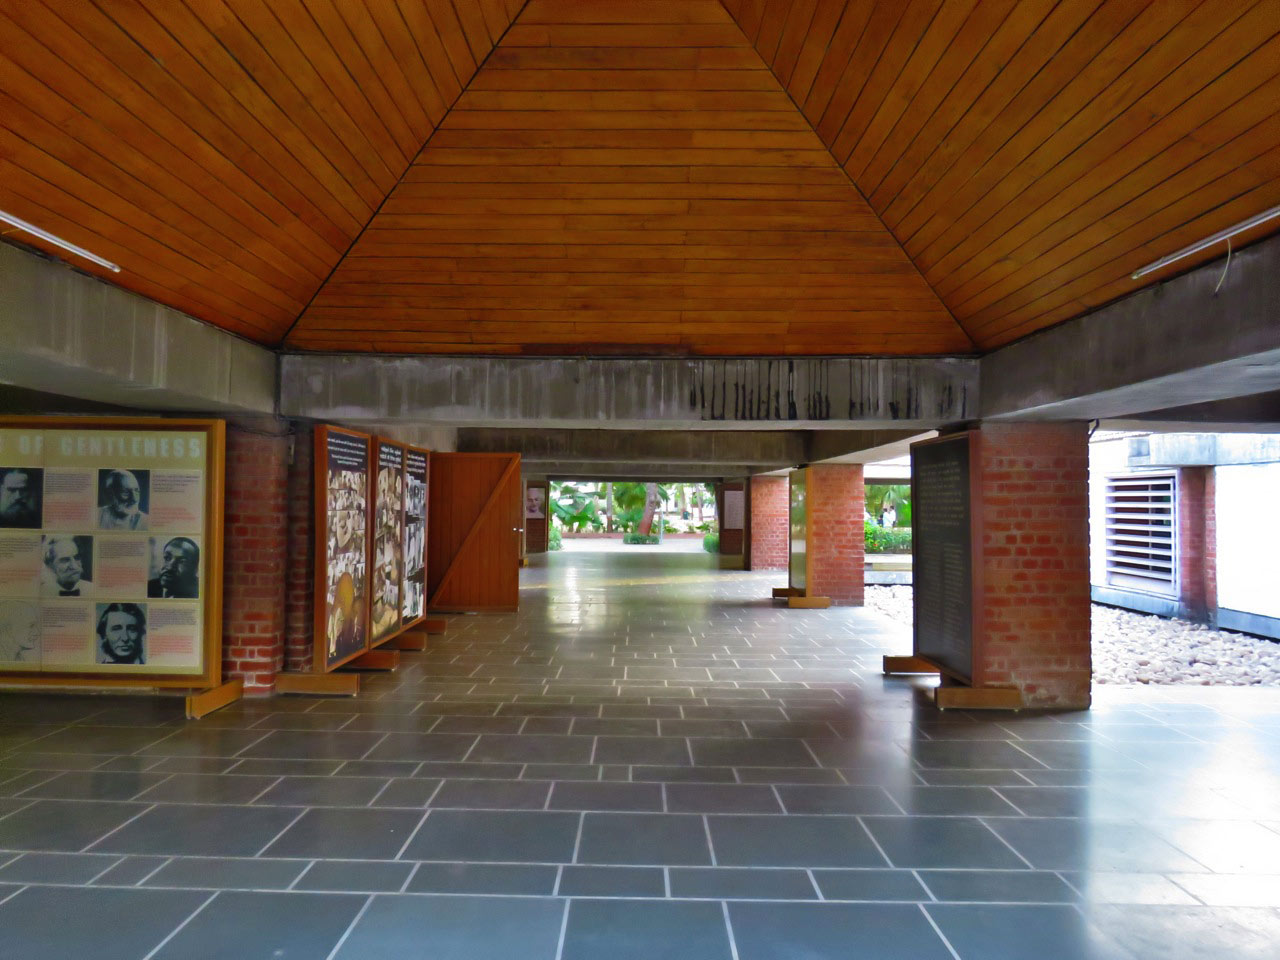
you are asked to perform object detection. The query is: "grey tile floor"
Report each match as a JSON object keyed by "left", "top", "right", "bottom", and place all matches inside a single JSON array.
[{"left": 1, "top": 546, "right": 1279, "bottom": 958}]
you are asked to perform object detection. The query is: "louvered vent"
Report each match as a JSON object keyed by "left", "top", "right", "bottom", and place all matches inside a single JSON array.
[{"left": 1105, "top": 473, "right": 1177, "bottom": 595}]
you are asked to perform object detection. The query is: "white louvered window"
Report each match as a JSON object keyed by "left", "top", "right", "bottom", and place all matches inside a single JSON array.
[{"left": 1105, "top": 473, "right": 1177, "bottom": 595}]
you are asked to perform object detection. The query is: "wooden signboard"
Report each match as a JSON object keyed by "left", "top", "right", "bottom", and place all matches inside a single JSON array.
[
  {"left": 400, "top": 446, "right": 429, "bottom": 630},
  {"left": 0, "top": 417, "right": 227, "bottom": 701},
  {"left": 369, "top": 439, "right": 405, "bottom": 645},
  {"left": 911, "top": 432, "right": 983, "bottom": 684},
  {"left": 314, "top": 425, "right": 372, "bottom": 672}
]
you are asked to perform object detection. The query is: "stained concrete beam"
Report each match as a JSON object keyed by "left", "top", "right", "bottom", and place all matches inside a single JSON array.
[
  {"left": 0, "top": 242, "right": 276, "bottom": 414},
  {"left": 458, "top": 428, "right": 805, "bottom": 464},
  {"left": 526, "top": 461, "right": 766, "bottom": 480},
  {"left": 280, "top": 355, "right": 977, "bottom": 430},
  {"left": 981, "top": 233, "right": 1280, "bottom": 422}
]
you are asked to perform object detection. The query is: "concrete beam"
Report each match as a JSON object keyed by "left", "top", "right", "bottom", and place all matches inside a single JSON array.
[
  {"left": 280, "top": 354, "right": 977, "bottom": 430},
  {"left": 981, "top": 233, "right": 1280, "bottom": 422},
  {"left": 0, "top": 241, "right": 276, "bottom": 414},
  {"left": 529, "top": 461, "right": 762, "bottom": 480},
  {"left": 457, "top": 428, "right": 804, "bottom": 465}
]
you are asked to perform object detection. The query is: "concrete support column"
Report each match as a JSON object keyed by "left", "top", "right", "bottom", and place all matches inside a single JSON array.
[
  {"left": 807, "top": 464, "right": 864, "bottom": 606},
  {"left": 749, "top": 476, "right": 788, "bottom": 571},
  {"left": 976, "top": 422, "right": 1091, "bottom": 708},
  {"left": 284, "top": 428, "right": 316, "bottom": 674}
]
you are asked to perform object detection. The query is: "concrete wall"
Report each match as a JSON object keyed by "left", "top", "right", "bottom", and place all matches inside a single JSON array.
[{"left": 1216, "top": 463, "right": 1280, "bottom": 632}]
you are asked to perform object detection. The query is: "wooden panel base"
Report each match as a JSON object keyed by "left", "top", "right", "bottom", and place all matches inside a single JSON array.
[
  {"left": 788, "top": 595, "right": 831, "bottom": 609},
  {"left": 185, "top": 679, "right": 243, "bottom": 719},
  {"left": 718, "top": 555, "right": 744, "bottom": 569},
  {"left": 882, "top": 656, "right": 941, "bottom": 675},
  {"left": 422, "top": 618, "right": 448, "bottom": 634},
  {"left": 275, "top": 672, "right": 360, "bottom": 696},
  {"left": 389, "top": 632, "right": 428, "bottom": 651},
  {"left": 772, "top": 587, "right": 802, "bottom": 598},
  {"left": 344, "top": 649, "right": 400, "bottom": 671},
  {"left": 933, "top": 683, "right": 1024, "bottom": 711}
]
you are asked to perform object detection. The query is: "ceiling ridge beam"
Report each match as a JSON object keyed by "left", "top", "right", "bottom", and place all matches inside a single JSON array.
[
  {"left": 716, "top": 0, "right": 977, "bottom": 354},
  {"left": 277, "top": 0, "right": 534, "bottom": 348}
]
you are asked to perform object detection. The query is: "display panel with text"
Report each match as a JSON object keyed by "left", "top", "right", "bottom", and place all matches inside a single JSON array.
[{"left": 317, "top": 427, "right": 370, "bottom": 670}]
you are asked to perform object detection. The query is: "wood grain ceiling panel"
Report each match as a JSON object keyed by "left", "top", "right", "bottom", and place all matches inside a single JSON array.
[
  {"left": 730, "top": 0, "right": 1280, "bottom": 349},
  {"left": 0, "top": 0, "right": 520, "bottom": 343},
  {"left": 289, "top": 0, "right": 971, "bottom": 355}
]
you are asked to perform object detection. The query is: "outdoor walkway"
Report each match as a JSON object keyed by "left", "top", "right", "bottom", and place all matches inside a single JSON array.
[{"left": 0, "top": 549, "right": 1278, "bottom": 958}]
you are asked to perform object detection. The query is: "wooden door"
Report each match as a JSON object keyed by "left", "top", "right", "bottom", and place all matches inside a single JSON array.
[{"left": 428, "top": 453, "right": 522, "bottom": 612}]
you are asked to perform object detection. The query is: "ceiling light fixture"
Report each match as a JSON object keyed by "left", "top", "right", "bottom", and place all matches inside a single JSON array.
[
  {"left": 1131, "top": 204, "right": 1280, "bottom": 280},
  {"left": 0, "top": 209, "right": 120, "bottom": 272}
]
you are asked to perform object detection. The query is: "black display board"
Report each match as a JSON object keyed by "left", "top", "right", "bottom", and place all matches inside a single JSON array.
[{"left": 912, "top": 433, "right": 976, "bottom": 682}]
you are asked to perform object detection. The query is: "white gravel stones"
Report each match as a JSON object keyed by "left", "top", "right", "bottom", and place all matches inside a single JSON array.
[{"left": 863, "top": 585, "right": 1280, "bottom": 687}]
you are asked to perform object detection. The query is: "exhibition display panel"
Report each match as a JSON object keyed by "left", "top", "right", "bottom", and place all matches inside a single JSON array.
[{"left": 0, "top": 417, "right": 226, "bottom": 693}]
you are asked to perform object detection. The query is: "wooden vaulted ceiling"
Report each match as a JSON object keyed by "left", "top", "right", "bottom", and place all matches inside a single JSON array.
[{"left": 1, "top": 1, "right": 1278, "bottom": 355}]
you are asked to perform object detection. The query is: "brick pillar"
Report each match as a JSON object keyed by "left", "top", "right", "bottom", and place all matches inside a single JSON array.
[
  {"left": 1204, "top": 468, "right": 1217, "bottom": 623},
  {"left": 221, "top": 423, "right": 290, "bottom": 695},
  {"left": 976, "top": 422, "right": 1090, "bottom": 709},
  {"left": 749, "top": 475, "right": 788, "bottom": 571},
  {"left": 1177, "top": 467, "right": 1212, "bottom": 623},
  {"left": 284, "top": 427, "right": 315, "bottom": 674},
  {"left": 807, "top": 463, "right": 864, "bottom": 606}
]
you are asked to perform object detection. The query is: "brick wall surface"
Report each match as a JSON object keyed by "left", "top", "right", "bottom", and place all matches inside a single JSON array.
[
  {"left": 807, "top": 464, "right": 864, "bottom": 606},
  {"left": 284, "top": 429, "right": 315, "bottom": 674},
  {"left": 221, "top": 424, "right": 290, "bottom": 695},
  {"left": 975, "top": 422, "right": 1091, "bottom": 709},
  {"left": 1177, "top": 467, "right": 1210, "bottom": 622},
  {"left": 749, "top": 475, "right": 788, "bottom": 571}
]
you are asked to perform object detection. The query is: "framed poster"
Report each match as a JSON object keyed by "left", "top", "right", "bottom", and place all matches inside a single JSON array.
[
  {"left": 370, "top": 440, "right": 405, "bottom": 644},
  {"left": 0, "top": 417, "right": 224, "bottom": 689},
  {"left": 314, "top": 425, "right": 371, "bottom": 671},
  {"left": 401, "top": 446, "right": 428, "bottom": 628}
]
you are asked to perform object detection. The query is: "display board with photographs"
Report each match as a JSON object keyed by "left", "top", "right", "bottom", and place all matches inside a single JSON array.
[
  {"left": 370, "top": 441, "right": 404, "bottom": 644},
  {"left": 0, "top": 419, "right": 224, "bottom": 687},
  {"left": 401, "top": 447, "right": 428, "bottom": 627},
  {"left": 316, "top": 426, "right": 370, "bottom": 671}
]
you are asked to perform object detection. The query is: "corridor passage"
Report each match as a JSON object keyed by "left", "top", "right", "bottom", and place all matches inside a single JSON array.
[{"left": 0, "top": 548, "right": 1278, "bottom": 959}]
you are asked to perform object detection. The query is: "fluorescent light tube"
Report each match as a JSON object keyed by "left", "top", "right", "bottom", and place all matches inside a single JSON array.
[
  {"left": 1131, "top": 204, "right": 1280, "bottom": 280},
  {"left": 0, "top": 209, "right": 121, "bottom": 273}
]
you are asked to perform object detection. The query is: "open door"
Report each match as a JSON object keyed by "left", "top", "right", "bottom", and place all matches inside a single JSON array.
[{"left": 428, "top": 453, "right": 522, "bottom": 612}]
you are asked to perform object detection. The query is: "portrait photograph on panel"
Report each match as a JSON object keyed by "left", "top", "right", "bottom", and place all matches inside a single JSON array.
[
  {"left": 40, "top": 535, "right": 94, "bottom": 598},
  {"left": 95, "top": 601, "right": 147, "bottom": 665},
  {"left": 147, "top": 536, "right": 201, "bottom": 599},
  {"left": 525, "top": 485, "right": 545, "bottom": 520},
  {"left": 0, "top": 601, "right": 40, "bottom": 664},
  {"left": 0, "top": 466, "right": 42, "bottom": 529},
  {"left": 97, "top": 468, "right": 150, "bottom": 530}
]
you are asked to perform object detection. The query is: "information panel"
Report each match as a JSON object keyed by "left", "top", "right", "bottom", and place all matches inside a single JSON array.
[
  {"left": 318, "top": 427, "right": 370, "bottom": 670},
  {"left": 402, "top": 448, "right": 427, "bottom": 625},
  {"left": 0, "top": 419, "right": 222, "bottom": 685},
  {"left": 912, "top": 433, "right": 976, "bottom": 682},
  {"left": 788, "top": 469, "right": 808, "bottom": 593},
  {"left": 370, "top": 441, "right": 404, "bottom": 643}
]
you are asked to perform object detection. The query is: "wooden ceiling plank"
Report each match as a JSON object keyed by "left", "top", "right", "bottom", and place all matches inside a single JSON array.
[
  {"left": 211, "top": 0, "right": 400, "bottom": 197},
  {"left": 880, "top": 0, "right": 1100, "bottom": 231},
  {"left": 111, "top": 0, "right": 368, "bottom": 242},
  {"left": 765, "top": 0, "right": 817, "bottom": 88},
  {"left": 884, "top": 0, "right": 1114, "bottom": 244},
  {"left": 0, "top": 158, "right": 290, "bottom": 336},
  {"left": 754, "top": 0, "right": 793, "bottom": 65},
  {"left": 854, "top": 0, "right": 1019, "bottom": 191},
  {"left": 0, "top": 120, "right": 314, "bottom": 316},
  {"left": 0, "top": 5, "right": 338, "bottom": 278},
  {"left": 395, "top": 0, "right": 464, "bottom": 103},
  {"left": 943, "top": 62, "right": 1280, "bottom": 315},
  {"left": 477, "top": 0, "right": 512, "bottom": 42},
  {"left": 363, "top": 1, "right": 449, "bottom": 127},
  {"left": 525, "top": 0, "right": 730, "bottom": 24},
  {"left": 300, "top": 0, "right": 420, "bottom": 159},
  {"left": 448, "top": 0, "right": 498, "bottom": 62},
  {"left": 828, "top": 0, "right": 953, "bottom": 167},
  {"left": 735, "top": 0, "right": 768, "bottom": 43},
  {"left": 812, "top": 2, "right": 906, "bottom": 144},
  {"left": 458, "top": 90, "right": 798, "bottom": 111},
  {"left": 424, "top": 0, "right": 480, "bottom": 81},
  {"left": 910, "top": 0, "right": 1226, "bottom": 278},
  {"left": 445, "top": 108, "right": 810, "bottom": 130},
  {"left": 785, "top": 0, "right": 851, "bottom": 108},
  {"left": 467, "top": 67, "right": 781, "bottom": 91},
  {"left": 505, "top": 23, "right": 746, "bottom": 47}
]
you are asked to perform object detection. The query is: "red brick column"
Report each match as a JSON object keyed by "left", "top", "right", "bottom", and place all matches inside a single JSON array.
[
  {"left": 221, "top": 423, "right": 290, "bottom": 695},
  {"left": 284, "top": 428, "right": 315, "bottom": 674},
  {"left": 807, "top": 464, "right": 864, "bottom": 606},
  {"left": 1177, "top": 467, "right": 1212, "bottom": 622},
  {"left": 976, "top": 423, "right": 1090, "bottom": 709},
  {"left": 749, "top": 475, "right": 788, "bottom": 571}
]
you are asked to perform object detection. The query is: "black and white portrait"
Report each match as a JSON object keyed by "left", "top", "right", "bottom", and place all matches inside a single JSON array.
[
  {"left": 95, "top": 602, "right": 146, "bottom": 665},
  {"left": 0, "top": 467, "right": 42, "bottom": 529},
  {"left": 41, "top": 535, "right": 94, "bottom": 597},
  {"left": 147, "top": 536, "right": 200, "bottom": 599},
  {"left": 97, "top": 468, "right": 150, "bottom": 531},
  {"left": 0, "top": 601, "right": 40, "bottom": 664}
]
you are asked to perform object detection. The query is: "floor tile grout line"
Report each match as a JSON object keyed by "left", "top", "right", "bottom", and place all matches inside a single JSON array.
[
  {"left": 721, "top": 900, "right": 741, "bottom": 960},
  {"left": 571, "top": 812, "right": 585, "bottom": 865},
  {"left": 553, "top": 897, "right": 571, "bottom": 960},
  {"left": 139, "top": 890, "right": 219, "bottom": 960},
  {"left": 854, "top": 816, "right": 895, "bottom": 868},
  {"left": 918, "top": 902, "right": 963, "bottom": 960},
  {"left": 322, "top": 893, "right": 375, "bottom": 960},
  {"left": 398, "top": 861, "right": 422, "bottom": 893},
  {"left": 805, "top": 868, "right": 824, "bottom": 900},
  {"left": 248, "top": 776, "right": 286, "bottom": 805},
  {"left": 976, "top": 817, "right": 1036, "bottom": 870},
  {"left": 79, "top": 803, "right": 157, "bottom": 853},
  {"left": 702, "top": 814, "right": 718, "bottom": 867},
  {"left": 254, "top": 807, "right": 311, "bottom": 857},
  {"left": 287, "top": 859, "right": 317, "bottom": 890},
  {"left": 84, "top": 854, "right": 128, "bottom": 885},
  {"left": 0, "top": 883, "right": 26, "bottom": 907},
  {"left": 394, "top": 810, "right": 432, "bottom": 861}
]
